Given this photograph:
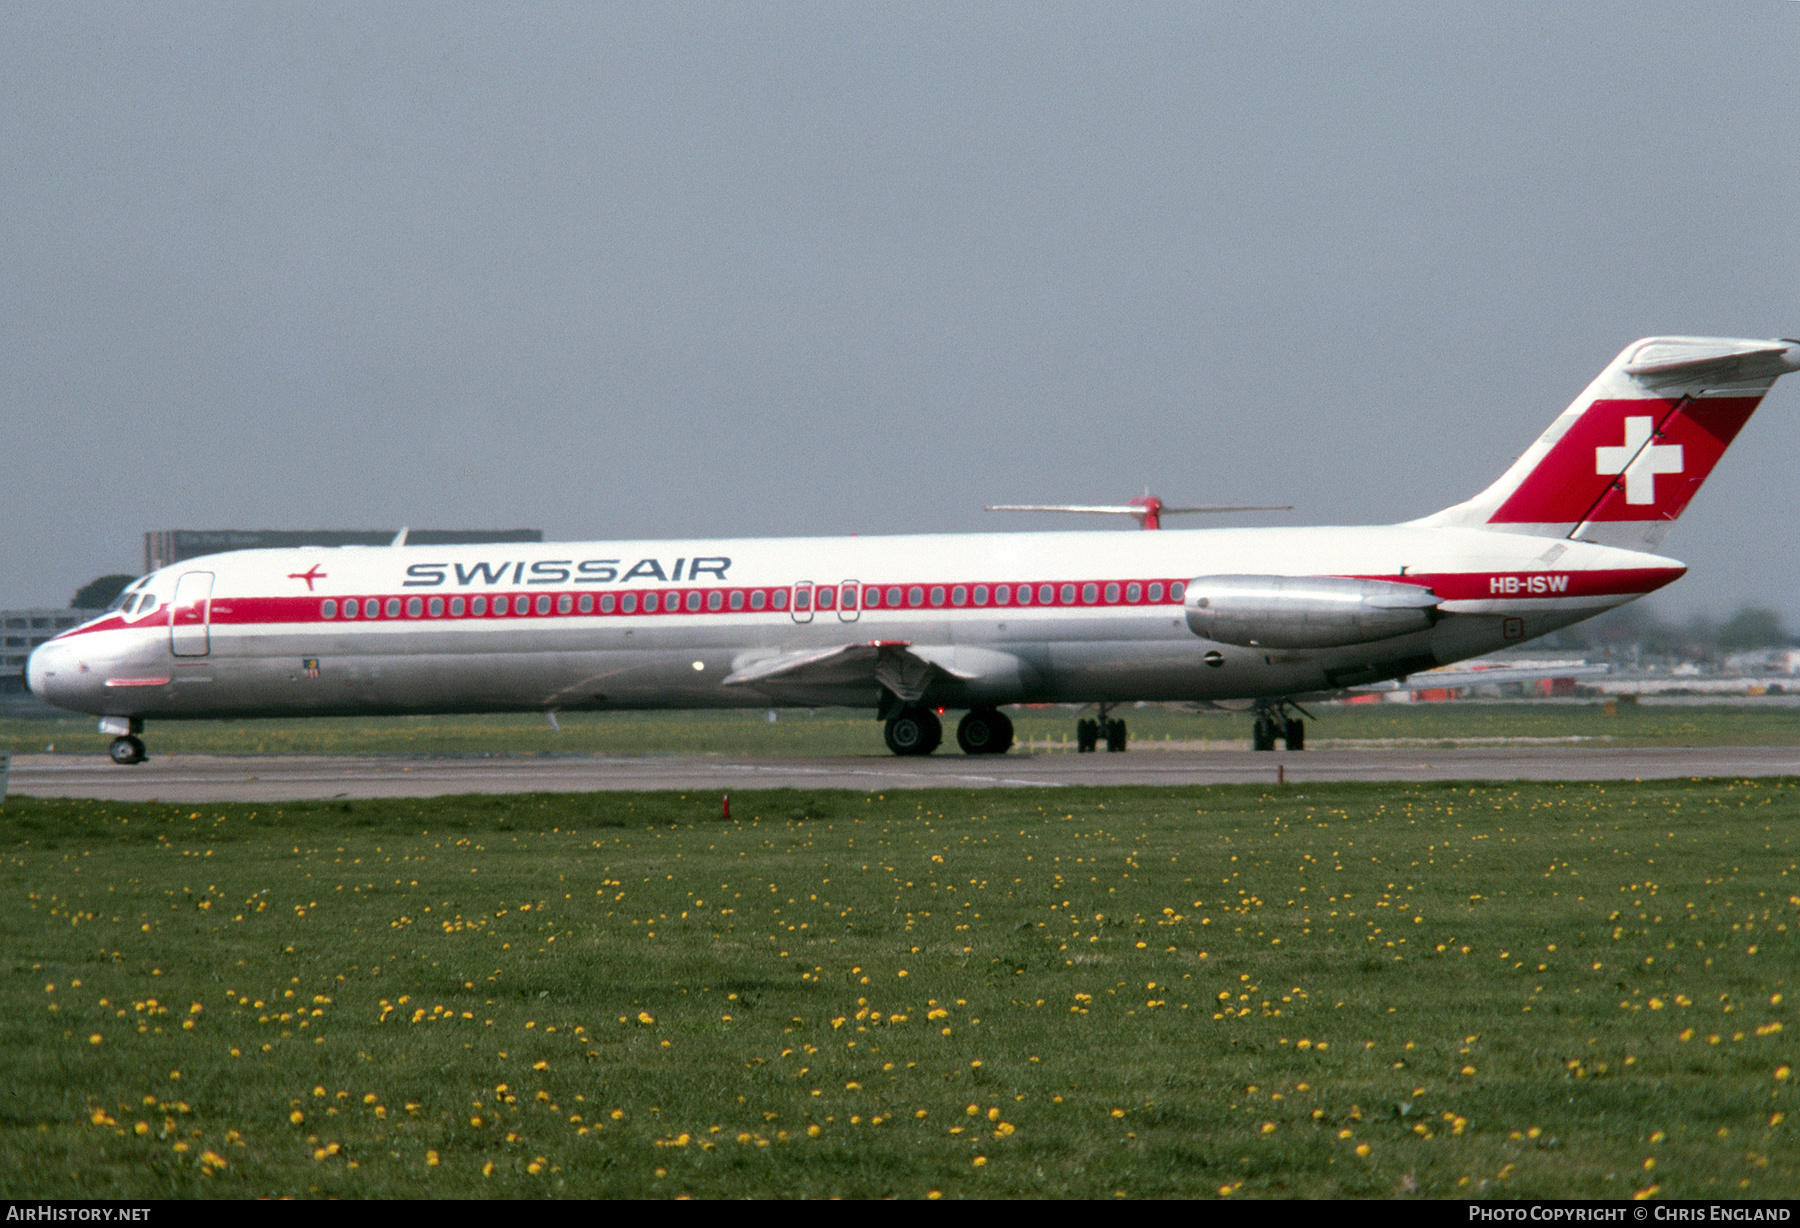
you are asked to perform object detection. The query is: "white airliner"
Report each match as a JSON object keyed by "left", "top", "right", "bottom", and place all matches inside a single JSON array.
[{"left": 28, "top": 335, "right": 1799, "bottom": 765}]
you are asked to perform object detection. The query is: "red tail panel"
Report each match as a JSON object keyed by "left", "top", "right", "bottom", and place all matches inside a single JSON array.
[{"left": 1488, "top": 396, "right": 1760, "bottom": 525}]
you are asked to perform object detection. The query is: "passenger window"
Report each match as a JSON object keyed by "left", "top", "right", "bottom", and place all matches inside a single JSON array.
[
  {"left": 972, "top": 585, "right": 988, "bottom": 606},
  {"left": 816, "top": 587, "right": 835, "bottom": 610},
  {"left": 600, "top": 594, "right": 616, "bottom": 613},
  {"left": 643, "top": 593, "right": 659, "bottom": 613},
  {"left": 385, "top": 598, "right": 401, "bottom": 618},
  {"left": 621, "top": 593, "right": 638, "bottom": 613},
  {"left": 709, "top": 590, "right": 725, "bottom": 611},
  {"left": 841, "top": 585, "right": 857, "bottom": 609},
  {"left": 365, "top": 598, "right": 380, "bottom": 618},
  {"left": 1104, "top": 583, "right": 1119, "bottom": 603},
  {"left": 686, "top": 591, "right": 701, "bottom": 612},
  {"left": 558, "top": 594, "right": 573, "bottom": 614},
  {"left": 794, "top": 588, "right": 811, "bottom": 611},
  {"left": 536, "top": 595, "right": 552, "bottom": 615},
  {"left": 1081, "top": 583, "right": 1097, "bottom": 603},
  {"left": 578, "top": 594, "right": 593, "bottom": 613},
  {"left": 1126, "top": 583, "right": 1141, "bottom": 602},
  {"left": 886, "top": 587, "right": 902, "bottom": 607},
  {"left": 471, "top": 596, "right": 487, "bottom": 616},
  {"left": 342, "top": 599, "right": 357, "bottom": 620},
  {"left": 428, "top": 596, "right": 444, "bottom": 616},
  {"left": 406, "top": 597, "right": 423, "bottom": 617},
  {"left": 995, "top": 585, "right": 1011, "bottom": 605},
  {"left": 772, "top": 590, "right": 788, "bottom": 610},
  {"left": 1148, "top": 582, "right": 1164, "bottom": 602},
  {"left": 729, "top": 590, "right": 745, "bottom": 610},
  {"left": 321, "top": 599, "right": 338, "bottom": 619},
  {"left": 1170, "top": 581, "right": 1186, "bottom": 601},
  {"left": 451, "top": 597, "right": 466, "bottom": 616},
  {"left": 750, "top": 590, "right": 766, "bottom": 610}
]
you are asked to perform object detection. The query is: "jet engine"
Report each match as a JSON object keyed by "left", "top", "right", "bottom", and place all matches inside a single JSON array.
[{"left": 1184, "top": 574, "right": 1440, "bottom": 649}]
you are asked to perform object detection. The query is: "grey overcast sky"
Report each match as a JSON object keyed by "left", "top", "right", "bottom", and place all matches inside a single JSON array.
[{"left": 5, "top": 3, "right": 1798, "bottom": 622}]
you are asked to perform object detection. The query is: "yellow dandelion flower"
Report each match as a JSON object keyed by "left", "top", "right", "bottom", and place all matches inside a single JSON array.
[{"left": 426, "top": 1150, "right": 439, "bottom": 1166}]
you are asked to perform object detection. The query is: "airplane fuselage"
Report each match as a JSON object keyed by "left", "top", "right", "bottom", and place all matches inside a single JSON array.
[{"left": 26, "top": 524, "right": 1678, "bottom": 722}]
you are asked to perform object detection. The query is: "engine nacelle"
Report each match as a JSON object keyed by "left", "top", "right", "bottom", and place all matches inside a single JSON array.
[{"left": 1185, "top": 574, "right": 1440, "bottom": 649}]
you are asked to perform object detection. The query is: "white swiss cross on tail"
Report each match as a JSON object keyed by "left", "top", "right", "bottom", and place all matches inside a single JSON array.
[{"left": 1594, "top": 416, "right": 1682, "bottom": 505}]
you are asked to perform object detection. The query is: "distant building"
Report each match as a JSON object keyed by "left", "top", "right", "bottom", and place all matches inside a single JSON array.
[
  {"left": 1, "top": 609, "right": 100, "bottom": 706},
  {"left": 144, "top": 528, "right": 543, "bottom": 572}
]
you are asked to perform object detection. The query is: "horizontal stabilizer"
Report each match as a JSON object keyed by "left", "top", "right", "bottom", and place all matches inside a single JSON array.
[{"left": 1621, "top": 337, "right": 1800, "bottom": 383}]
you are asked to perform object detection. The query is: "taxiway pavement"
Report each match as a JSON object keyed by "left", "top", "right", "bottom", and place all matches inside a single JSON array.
[{"left": 8, "top": 745, "right": 1799, "bottom": 803}]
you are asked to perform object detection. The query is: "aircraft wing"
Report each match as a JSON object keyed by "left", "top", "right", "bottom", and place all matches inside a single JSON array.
[
  {"left": 722, "top": 641, "right": 980, "bottom": 702},
  {"left": 1351, "top": 663, "right": 1609, "bottom": 693}
]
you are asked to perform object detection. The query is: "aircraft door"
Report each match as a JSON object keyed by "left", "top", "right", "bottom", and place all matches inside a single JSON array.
[
  {"left": 837, "top": 581, "right": 860, "bottom": 623},
  {"left": 790, "top": 581, "right": 814, "bottom": 624},
  {"left": 169, "top": 571, "right": 214, "bottom": 657}
]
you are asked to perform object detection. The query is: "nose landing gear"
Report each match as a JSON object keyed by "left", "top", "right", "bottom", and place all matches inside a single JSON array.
[
  {"left": 109, "top": 736, "right": 148, "bottom": 765},
  {"left": 99, "top": 717, "right": 147, "bottom": 765}
]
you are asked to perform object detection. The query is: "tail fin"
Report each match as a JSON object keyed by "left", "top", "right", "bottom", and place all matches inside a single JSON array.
[{"left": 1423, "top": 336, "right": 1800, "bottom": 550}]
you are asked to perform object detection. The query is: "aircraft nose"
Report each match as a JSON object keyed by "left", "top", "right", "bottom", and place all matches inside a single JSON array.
[{"left": 25, "top": 641, "right": 74, "bottom": 705}]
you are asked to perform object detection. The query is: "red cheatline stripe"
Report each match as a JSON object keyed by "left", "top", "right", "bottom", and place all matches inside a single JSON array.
[
  {"left": 209, "top": 578, "right": 1196, "bottom": 627},
  {"left": 1344, "top": 569, "right": 1684, "bottom": 601},
  {"left": 50, "top": 567, "right": 1682, "bottom": 638}
]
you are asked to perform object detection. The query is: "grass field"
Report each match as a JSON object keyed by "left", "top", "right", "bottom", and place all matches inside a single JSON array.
[
  {"left": 0, "top": 778, "right": 1795, "bottom": 1198},
  {"left": 5, "top": 698, "right": 1800, "bottom": 760}
]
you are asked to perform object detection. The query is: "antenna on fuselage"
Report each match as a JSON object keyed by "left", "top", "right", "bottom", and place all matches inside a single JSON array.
[
  {"left": 983, "top": 494, "right": 1292, "bottom": 529},
  {"left": 390, "top": 527, "right": 410, "bottom": 547}
]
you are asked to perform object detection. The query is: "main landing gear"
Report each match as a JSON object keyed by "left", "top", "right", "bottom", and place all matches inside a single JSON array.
[
  {"left": 955, "top": 707, "right": 1014, "bottom": 755},
  {"left": 884, "top": 706, "right": 943, "bottom": 756},
  {"left": 882, "top": 706, "right": 1016, "bottom": 756},
  {"left": 1076, "top": 704, "right": 1128, "bottom": 753},
  {"left": 1250, "top": 702, "right": 1308, "bottom": 752}
]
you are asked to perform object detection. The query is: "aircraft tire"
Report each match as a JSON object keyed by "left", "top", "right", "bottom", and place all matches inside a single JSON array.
[
  {"left": 1104, "top": 718, "right": 1128, "bottom": 752},
  {"left": 1252, "top": 716, "right": 1278, "bottom": 752},
  {"left": 884, "top": 708, "right": 942, "bottom": 756},
  {"left": 1284, "top": 718, "right": 1305, "bottom": 752},
  {"left": 956, "top": 708, "right": 1014, "bottom": 755},
  {"left": 109, "top": 735, "right": 147, "bottom": 766},
  {"left": 1076, "top": 718, "right": 1098, "bottom": 753}
]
